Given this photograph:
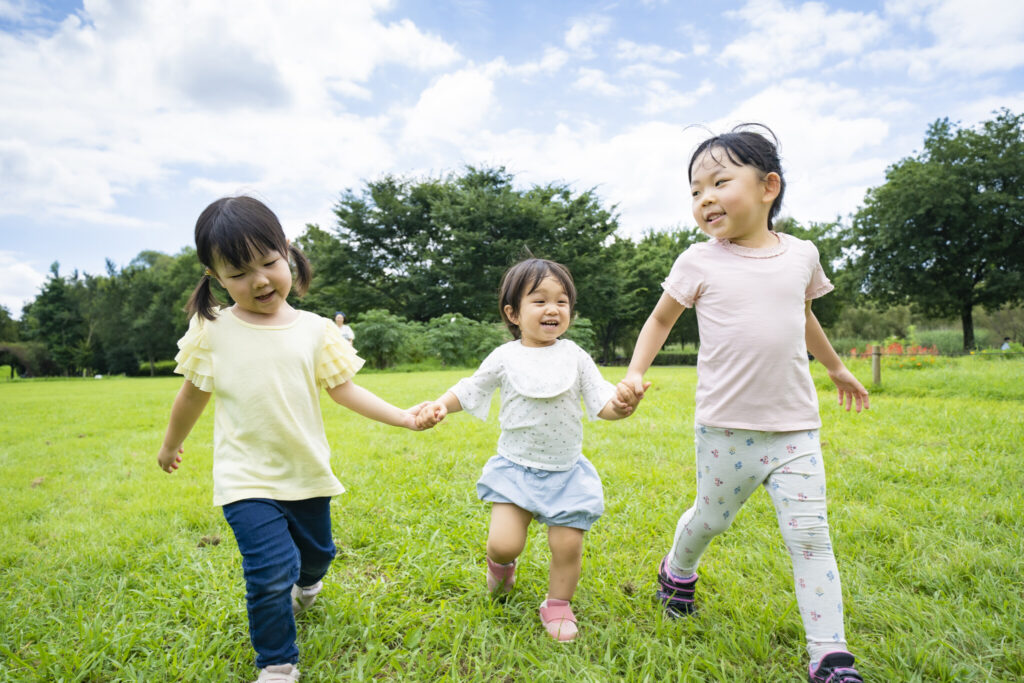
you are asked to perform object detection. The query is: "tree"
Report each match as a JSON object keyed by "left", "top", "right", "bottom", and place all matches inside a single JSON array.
[
  {"left": 0, "top": 305, "right": 19, "bottom": 342},
  {"left": 21, "top": 263, "right": 88, "bottom": 375},
  {"left": 851, "top": 109, "right": 1024, "bottom": 350},
  {"left": 308, "top": 166, "right": 621, "bottom": 326}
]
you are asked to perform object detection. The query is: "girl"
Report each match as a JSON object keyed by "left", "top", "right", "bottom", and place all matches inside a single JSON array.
[
  {"left": 416, "top": 258, "right": 644, "bottom": 642},
  {"left": 618, "top": 126, "right": 868, "bottom": 683},
  {"left": 157, "top": 196, "right": 432, "bottom": 683}
]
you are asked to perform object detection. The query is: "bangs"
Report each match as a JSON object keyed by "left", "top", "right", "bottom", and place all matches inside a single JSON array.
[{"left": 195, "top": 196, "right": 288, "bottom": 269}]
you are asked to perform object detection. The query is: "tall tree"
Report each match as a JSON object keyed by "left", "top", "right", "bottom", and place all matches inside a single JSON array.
[
  {"left": 0, "top": 305, "right": 18, "bottom": 342},
  {"left": 21, "top": 263, "right": 87, "bottom": 375},
  {"left": 851, "top": 109, "right": 1024, "bottom": 349},
  {"left": 307, "top": 166, "right": 620, "bottom": 325}
]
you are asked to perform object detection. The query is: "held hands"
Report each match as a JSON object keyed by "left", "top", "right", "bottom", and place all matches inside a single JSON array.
[
  {"left": 157, "top": 444, "right": 183, "bottom": 473},
  {"left": 412, "top": 401, "right": 447, "bottom": 430},
  {"left": 828, "top": 366, "right": 870, "bottom": 413},
  {"left": 614, "top": 373, "right": 652, "bottom": 416}
]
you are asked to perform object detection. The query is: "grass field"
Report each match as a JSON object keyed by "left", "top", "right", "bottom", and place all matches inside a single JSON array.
[{"left": 1, "top": 358, "right": 1022, "bottom": 682}]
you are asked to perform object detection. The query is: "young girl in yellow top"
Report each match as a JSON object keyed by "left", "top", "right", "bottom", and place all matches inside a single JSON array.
[{"left": 157, "top": 196, "right": 433, "bottom": 683}]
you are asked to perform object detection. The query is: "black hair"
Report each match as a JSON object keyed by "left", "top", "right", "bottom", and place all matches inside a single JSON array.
[
  {"left": 688, "top": 123, "right": 786, "bottom": 229},
  {"left": 498, "top": 258, "right": 576, "bottom": 339},
  {"left": 185, "top": 196, "right": 312, "bottom": 320}
]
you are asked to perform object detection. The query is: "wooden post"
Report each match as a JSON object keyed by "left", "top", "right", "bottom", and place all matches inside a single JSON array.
[{"left": 872, "top": 347, "right": 881, "bottom": 386}]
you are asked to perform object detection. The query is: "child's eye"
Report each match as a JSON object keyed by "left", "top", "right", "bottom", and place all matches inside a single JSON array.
[
  {"left": 228, "top": 273, "right": 244, "bottom": 279},
  {"left": 715, "top": 179, "right": 728, "bottom": 186},
  {"left": 264, "top": 259, "right": 278, "bottom": 267}
]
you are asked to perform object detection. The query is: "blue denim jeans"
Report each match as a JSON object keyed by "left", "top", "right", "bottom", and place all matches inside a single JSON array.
[{"left": 222, "top": 497, "right": 336, "bottom": 669}]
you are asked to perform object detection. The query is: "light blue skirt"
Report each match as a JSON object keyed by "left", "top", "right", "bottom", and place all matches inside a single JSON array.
[{"left": 476, "top": 454, "right": 604, "bottom": 530}]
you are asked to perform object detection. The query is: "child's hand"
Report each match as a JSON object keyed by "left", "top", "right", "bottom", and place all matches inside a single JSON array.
[
  {"left": 413, "top": 401, "right": 447, "bottom": 430},
  {"left": 158, "top": 444, "right": 183, "bottom": 473},
  {"left": 828, "top": 367, "right": 870, "bottom": 413},
  {"left": 616, "top": 378, "right": 651, "bottom": 408}
]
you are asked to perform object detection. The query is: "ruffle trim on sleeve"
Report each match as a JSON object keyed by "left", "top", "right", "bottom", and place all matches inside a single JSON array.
[
  {"left": 174, "top": 316, "right": 214, "bottom": 392},
  {"left": 806, "top": 281, "right": 835, "bottom": 301},
  {"left": 661, "top": 280, "right": 695, "bottom": 308},
  {"left": 318, "top": 320, "right": 365, "bottom": 390}
]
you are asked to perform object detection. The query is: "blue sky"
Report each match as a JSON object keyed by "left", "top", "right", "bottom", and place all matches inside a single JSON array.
[{"left": 2, "top": 0, "right": 1023, "bottom": 317}]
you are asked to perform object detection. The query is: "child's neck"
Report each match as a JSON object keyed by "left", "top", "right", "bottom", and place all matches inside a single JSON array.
[
  {"left": 230, "top": 303, "right": 298, "bottom": 326},
  {"left": 728, "top": 227, "right": 777, "bottom": 249}
]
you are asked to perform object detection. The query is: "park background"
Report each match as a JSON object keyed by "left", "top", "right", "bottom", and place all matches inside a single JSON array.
[{"left": 2, "top": 1, "right": 1023, "bottom": 681}]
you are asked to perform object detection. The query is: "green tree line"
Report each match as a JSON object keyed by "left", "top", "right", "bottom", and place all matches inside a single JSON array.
[{"left": 3, "top": 110, "right": 1022, "bottom": 376}]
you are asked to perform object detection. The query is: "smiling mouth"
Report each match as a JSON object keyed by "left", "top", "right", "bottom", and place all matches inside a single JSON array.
[
  {"left": 255, "top": 292, "right": 274, "bottom": 302},
  {"left": 541, "top": 321, "right": 560, "bottom": 328},
  {"left": 705, "top": 212, "right": 724, "bottom": 224}
]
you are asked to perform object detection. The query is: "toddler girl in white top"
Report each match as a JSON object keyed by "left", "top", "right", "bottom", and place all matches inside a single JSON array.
[
  {"left": 619, "top": 126, "right": 868, "bottom": 683},
  {"left": 156, "top": 196, "right": 433, "bottom": 683},
  {"left": 416, "top": 258, "right": 644, "bottom": 642}
]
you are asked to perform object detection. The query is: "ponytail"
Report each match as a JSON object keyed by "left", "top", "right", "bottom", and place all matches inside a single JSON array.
[
  {"left": 184, "top": 272, "right": 223, "bottom": 321},
  {"left": 289, "top": 243, "right": 313, "bottom": 296}
]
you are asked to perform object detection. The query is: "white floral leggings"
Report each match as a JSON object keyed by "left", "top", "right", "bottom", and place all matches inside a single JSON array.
[{"left": 668, "top": 423, "right": 848, "bottom": 661}]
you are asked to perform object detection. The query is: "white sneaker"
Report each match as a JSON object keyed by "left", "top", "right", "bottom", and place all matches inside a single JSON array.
[
  {"left": 291, "top": 581, "right": 323, "bottom": 615},
  {"left": 254, "top": 663, "right": 300, "bottom": 682}
]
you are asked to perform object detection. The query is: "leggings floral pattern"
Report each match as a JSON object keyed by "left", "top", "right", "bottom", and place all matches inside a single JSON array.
[{"left": 669, "top": 424, "right": 847, "bottom": 660}]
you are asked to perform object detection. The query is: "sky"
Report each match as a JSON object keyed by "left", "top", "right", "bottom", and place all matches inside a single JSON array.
[{"left": 2, "top": 0, "right": 1023, "bottom": 318}]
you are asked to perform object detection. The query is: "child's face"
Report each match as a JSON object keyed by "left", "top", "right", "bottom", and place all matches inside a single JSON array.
[
  {"left": 505, "top": 276, "right": 571, "bottom": 347},
  {"left": 210, "top": 247, "right": 293, "bottom": 319},
  {"left": 690, "top": 149, "right": 779, "bottom": 246}
]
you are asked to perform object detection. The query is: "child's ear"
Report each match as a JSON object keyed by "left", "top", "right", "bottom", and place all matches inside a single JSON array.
[
  {"left": 503, "top": 304, "right": 519, "bottom": 325},
  {"left": 763, "top": 172, "right": 781, "bottom": 203}
]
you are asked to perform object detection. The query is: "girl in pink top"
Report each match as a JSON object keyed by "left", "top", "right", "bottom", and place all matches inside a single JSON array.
[{"left": 619, "top": 125, "right": 868, "bottom": 683}]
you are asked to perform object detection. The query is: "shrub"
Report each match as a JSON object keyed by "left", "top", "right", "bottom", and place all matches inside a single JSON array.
[
  {"left": 425, "top": 314, "right": 507, "bottom": 367},
  {"left": 352, "top": 309, "right": 409, "bottom": 369},
  {"left": 138, "top": 359, "right": 178, "bottom": 376}
]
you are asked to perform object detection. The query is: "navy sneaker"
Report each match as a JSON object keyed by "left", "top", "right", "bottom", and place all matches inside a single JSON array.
[
  {"left": 808, "top": 651, "right": 863, "bottom": 683},
  {"left": 656, "top": 555, "right": 698, "bottom": 617}
]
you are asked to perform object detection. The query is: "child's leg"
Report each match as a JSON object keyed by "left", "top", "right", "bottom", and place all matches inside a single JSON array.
[
  {"left": 222, "top": 499, "right": 301, "bottom": 670},
  {"left": 546, "top": 526, "right": 585, "bottom": 601},
  {"left": 762, "top": 430, "right": 849, "bottom": 664},
  {"left": 281, "top": 497, "right": 336, "bottom": 588},
  {"left": 668, "top": 425, "right": 765, "bottom": 575},
  {"left": 487, "top": 503, "right": 532, "bottom": 564}
]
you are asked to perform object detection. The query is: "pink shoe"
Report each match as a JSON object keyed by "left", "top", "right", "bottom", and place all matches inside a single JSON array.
[
  {"left": 486, "top": 557, "right": 516, "bottom": 595},
  {"left": 539, "top": 598, "right": 578, "bottom": 642}
]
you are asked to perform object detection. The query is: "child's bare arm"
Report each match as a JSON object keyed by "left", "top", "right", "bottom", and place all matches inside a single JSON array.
[
  {"left": 622, "top": 293, "right": 685, "bottom": 398},
  {"left": 805, "top": 302, "right": 870, "bottom": 413},
  {"left": 158, "top": 380, "right": 212, "bottom": 473},
  {"left": 327, "top": 380, "right": 429, "bottom": 430}
]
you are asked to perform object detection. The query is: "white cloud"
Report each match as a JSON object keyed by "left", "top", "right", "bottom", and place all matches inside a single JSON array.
[
  {"left": 0, "top": 252, "right": 46, "bottom": 318},
  {"left": 0, "top": 0, "right": 461, "bottom": 228},
  {"left": 721, "top": 0, "right": 887, "bottom": 80},
  {"left": 403, "top": 66, "right": 497, "bottom": 145},
  {"left": 508, "top": 47, "right": 570, "bottom": 78},
  {"left": 616, "top": 39, "right": 685, "bottom": 63},
  {"left": 573, "top": 68, "right": 622, "bottom": 97},
  {"left": 871, "top": 0, "right": 1024, "bottom": 78},
  {"left": 565, "top": 15, "right": 611, "bottom": 53}
]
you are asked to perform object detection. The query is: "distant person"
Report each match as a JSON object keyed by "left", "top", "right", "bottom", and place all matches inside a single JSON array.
[
  {"left": 617, "top": 125, "right": 869, "bottom": 683},
  {"left": 1002, "top": 337, "right": 1012, "bottom": 351},
  {"left": 155, "top": 196, "right": 436, "bottom": 683},
  {"left": 415, "top": 258, "right": 644, "bottom": 642},
  {"left": 334, "top": 311, "right": 355, "bottom": 344}
]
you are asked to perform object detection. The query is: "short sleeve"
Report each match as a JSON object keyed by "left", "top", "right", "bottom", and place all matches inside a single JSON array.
[
  {"left": 661, "top": 246, "right": 703, "bottom": 308},
  {"left": 317, "top": 320, "right": 366, "bottom": 389},
  {"left": 576, "top": 346, "right": 616, "bottom": 421},
  {"left": 804, "top": 244, "right": 835, "bottom": 300},
  {"left": 451, "top": 348, "right": 503, "bottom": 421},
  {"left": 174, "top": 315, "right": 214, "bottom": 392}
]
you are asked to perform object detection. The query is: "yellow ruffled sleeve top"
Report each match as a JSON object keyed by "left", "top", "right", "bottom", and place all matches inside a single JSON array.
[{"left": 173, "top": 309, "right": 365, "bottom": 506}]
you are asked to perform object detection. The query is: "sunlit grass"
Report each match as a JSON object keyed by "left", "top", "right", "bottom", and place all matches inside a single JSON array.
[{"left": 1, "top": 359, "right": 1022, "bottom": 681}]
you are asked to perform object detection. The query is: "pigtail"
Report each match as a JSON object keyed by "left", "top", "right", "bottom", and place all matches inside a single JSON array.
[
  {"left": 184, "top": 272, "right": 223, "bottom": 321},
  {"left": 289, "top": 243, "right": 313, "bottom": 296}
]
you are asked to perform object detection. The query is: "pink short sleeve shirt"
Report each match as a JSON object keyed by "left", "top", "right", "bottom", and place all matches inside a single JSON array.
[{"left": 662, "top": 232, "right": 833, "bottom": 432}]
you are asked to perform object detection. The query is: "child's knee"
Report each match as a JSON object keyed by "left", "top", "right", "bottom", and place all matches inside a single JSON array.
[
  {"left": 487, "top": 534, "right": 526, "bottom": 562},
  {"left": 547, "top": 526, "right": 584, "bottom": 560}
]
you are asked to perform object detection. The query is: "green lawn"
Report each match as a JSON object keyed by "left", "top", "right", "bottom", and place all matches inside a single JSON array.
[{"left": 1, "top": 359, "right": 1022, "bottom": 682}]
